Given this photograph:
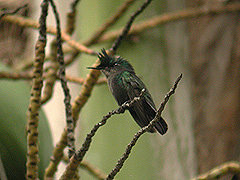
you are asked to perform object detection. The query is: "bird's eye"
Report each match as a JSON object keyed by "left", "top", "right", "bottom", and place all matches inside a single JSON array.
[{"left": 114, "top": 63, "right": 118, "bottom": 66}]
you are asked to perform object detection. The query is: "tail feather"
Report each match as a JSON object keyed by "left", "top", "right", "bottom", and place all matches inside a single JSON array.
[{"left": 154, "top": 116, "right": 168, "bottom": 135}]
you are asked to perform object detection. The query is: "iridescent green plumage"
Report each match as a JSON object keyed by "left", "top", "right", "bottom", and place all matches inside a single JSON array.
[{"left": 88, "top": 49, "right": 168, "bottom": 135}]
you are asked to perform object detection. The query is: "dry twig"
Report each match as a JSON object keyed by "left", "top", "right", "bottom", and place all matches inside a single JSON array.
[
  {"left": 44, "top": 64, "right": 102, "bottom": 178},
  {"left": 96, "top": 3, "right": 240, "bottom": 43},
  {"left": 1, "top": 3, "right": 240, "bottom": 70},
  {"left": 49, "top": 0, "right": 75, "bottom": 159},
  {"left": 1, "top": 3, "right": 240, "bottom": 48},
  {"left": 191, "top": 161, "right": 240, "bottom": 180},
  {"left": 59, "top": 89, "right": 146, "bottom": 180},
  {"left": 41, "top": 0, "right": 81, "bottom": 105},
  {"left": 1, "top": 15, "right": 96, "bottom": 55},
  {"left": 62, "top": 155, "right": 107, "bottom": 180},
  {"left": 0, "top": 71, "right": 106, "bottom": 85},
  {"left": 79, "top": 161, "right": 107, "bottom": 180},
  {"left": 110, "top": 0, "right": 152, "bottom": 52},
  {"left": 65, "top": 0, "right": 81, "bottom": 35},
  {"left": 84, "top": 0, "right": 137, "bottom": 46},
  {"left": 0, "top": 4, "right": 27, "bottom": 19}
]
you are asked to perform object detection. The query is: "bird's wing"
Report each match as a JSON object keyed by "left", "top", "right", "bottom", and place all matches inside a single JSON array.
[
  {"left": 122, "top": 72, "right": 168, "bottom": 135},
  {"left": 122, "top": 72, "right": 156, "bottom": 131}
]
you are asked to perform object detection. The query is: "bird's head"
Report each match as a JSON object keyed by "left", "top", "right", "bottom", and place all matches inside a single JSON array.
[{"left": 87, "top": 49, "right": 135, "bottom": 77}]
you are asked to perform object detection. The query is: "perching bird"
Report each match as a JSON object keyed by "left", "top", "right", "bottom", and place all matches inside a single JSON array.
[{"left": 88, "top": 49, "right": 168, "bottom": 135}]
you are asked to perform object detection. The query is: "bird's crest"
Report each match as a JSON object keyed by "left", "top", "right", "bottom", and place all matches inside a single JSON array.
[
  {"left": 97, "top": 49, "right": 114, "bottom": 67},
  {"left": 97, "top": 49, "right": 134, "bottom": 72}
]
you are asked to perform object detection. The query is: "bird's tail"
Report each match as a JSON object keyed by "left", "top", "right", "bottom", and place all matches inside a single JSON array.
[{"left": 153, "top": 116, "right": 168, "bottom": 135}]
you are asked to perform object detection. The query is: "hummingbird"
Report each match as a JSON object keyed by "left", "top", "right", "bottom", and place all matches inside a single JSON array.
[{"left": 88, "top": 49, "right": 168, "bottom": 135}]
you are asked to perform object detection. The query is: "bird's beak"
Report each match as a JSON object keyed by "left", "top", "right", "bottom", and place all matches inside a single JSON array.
[{"left": 87, "top": 66, "right": 101, "bottom": 70}]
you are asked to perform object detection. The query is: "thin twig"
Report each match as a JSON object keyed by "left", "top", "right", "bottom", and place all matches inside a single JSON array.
[
  {"left": 41, "top": 0, "right": 82, "bottom": 105},
  {"left": 65, "top": 0, "right": 81, "bottom": 35},
  {"left": 63, "top": 0, "right": 138, "bottom": 73},
  {"left": 62, "top": 156, "right": 107, "bottom": 180},
  {"left": 66, "top": 76, "right": 106, "bottom": 85},
  {"left": 2, "top": 3, "right": 240, "bottom": 47},
  {"left": 191, "top": 161, "right": 240, "bottom": 180},
  {"left": 59, "top": 90, "right": 146, "bottom": 180},
  {"left": 49, "top": 0, "right": 75, "bottom": 159},
  {"left": 0, "top": 71, "right": 32, "bottom": 80},
  {"left": 96, "top": 3, "right": 240, "bottom": 43},
  {"left": 0, "top": 71, "right": 107, "bottom": 85},
  {"left": 110, "top": 0, "right": 152, "bottom": 52},
  {"left": 44, "top": 63, "right": 102, "bottom": 178},
  {"left": 1, "top": 15, "right": 97, "bottom": 55},
  {"left": 80, "top": 161, "right": 107, "bottom": 180},
  {"left": 0, "top": 4, "right": 27, "bottom": 19},
  {"left": 2, "top": 3, "right": 240, "bottom": 57},
  {"left": 40, "top": 41, "right": 59, "bottom": 104},
  {"left": 106, "top": 74, "right": 183, "bottom": 180},
  {"left": 26, "top": 0, "right": 48, "bottom": 179},
  {"left": 84, "top": 0, "right": 137, "bottom": 46}
]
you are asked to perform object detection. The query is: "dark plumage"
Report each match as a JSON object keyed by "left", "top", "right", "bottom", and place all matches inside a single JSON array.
[{"left": 88, "top": 49, "right": 168, "bottom": 135}]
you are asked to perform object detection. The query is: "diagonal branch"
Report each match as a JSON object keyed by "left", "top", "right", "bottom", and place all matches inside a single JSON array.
[
  {"left": 59, "top": 90, "right": 146, "bottom": 180},
  {"left": 97, "top": 3, "right": 240, "bottom": 43},
  {"left": 191, "top": 161, "right": 240, "bottom": 180},
  {"left": 44, "top": 63, "right": 102, "bottom": 178},
  {"left": 2, "top": 3, "right": 240, "bottom": 57},
  {"left": 110, "top": 0, "right": 152, "bottom": 53},
  {"left": 79, "top": 161, "right": 107, "bottom": 180},
  {"left": 1, "top": 15, "right": 96, "bottom": 55},
  {"left": 84, "top": 0, "right": 137, "bottom": 46},
  {"left": 62, "top": 156, "right": 107, "bottom": 180},
  {"left": 0, "top": 4, "right": 27, "bottom": 19}
]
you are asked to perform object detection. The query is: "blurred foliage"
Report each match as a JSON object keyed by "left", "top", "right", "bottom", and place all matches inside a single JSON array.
[{"left": 0, "top": 63, "right": 53, "bottom": 180}]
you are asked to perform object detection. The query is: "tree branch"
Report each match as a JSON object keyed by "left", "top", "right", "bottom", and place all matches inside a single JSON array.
[
  {"left": 26, "top": 0, "right": 48, "bottom": 179},
  {"left": 0, "top": 4, "right": 27, "bottom": 19},
  {"left": 110, "top": 0, "right": 152, "bottom": 53},
  {"left": 48, "top": 0, "right": 75, "bottom": 159},
  {"left": 191, "top": 161, "right": 240, "bottom": 180},
  {"left": 0, "top": 71, "right": 107, "bottom": 85},
  {"left": 1, "top": 15, "right": 97, "bottom": 55},
  {"left": 97, "top": 3, "right": 240, "bottom": 43},
  {"left": 41, "top": 0, "right": 82, "bottom": 105},
  {"left": 84, "top": 0, "right": 137, "bottom": 46},
  {"left": 2, "top": 3, "right": 240, "bottom": 58},
  {"left": 62, "top": 156, "right": 107, "bottom": 180},
  {"left": 59, "top": 89, "right": 146, "bottom": 180},
  {"left": 65, "top": 0, "right": 81, "bottom": 35},
  {"left": 44, "top": 62, "right": 102, "bottom": 178}
]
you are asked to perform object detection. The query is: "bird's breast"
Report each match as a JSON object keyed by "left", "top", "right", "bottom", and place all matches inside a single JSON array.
[{"left": 108, "top": 75, "right": 129, "bottom": 106}]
